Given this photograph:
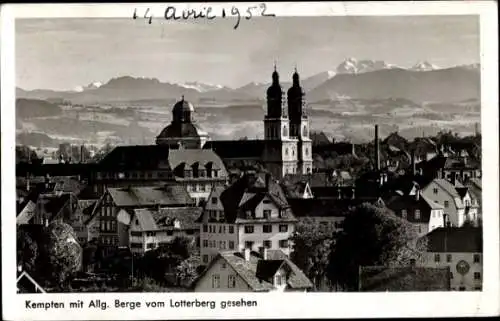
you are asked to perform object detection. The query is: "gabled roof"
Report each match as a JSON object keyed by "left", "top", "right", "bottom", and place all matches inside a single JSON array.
[
  {"left": 424, "top": 227, "right": 482, "bottom": 253},
  {"left": 431, "top": 178, "right": 463, "bottom": 198},
  {"left": 194, "top": 250, "right": 313, "bottom": 291},
  {"left": 107, "top": 185, "right": 194, "bottom": 207},
  {"left": 204, "top": 140, "right": 266, "bottom": 159},
  {"left": 386, "top": 194, "right": 443, "bottom": 223},
  {"left": 132, "top": 206, "right": 202, "bottom": 232}
]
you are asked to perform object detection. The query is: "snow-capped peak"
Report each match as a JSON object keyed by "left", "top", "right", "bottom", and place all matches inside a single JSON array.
[
  {"left": 326, "top": 70, "right": 336, "bottom": 78},
  {"left": 336, "top": 58, "right": 393, "bottom": 74},
  {"left": 180, "top": 81, "right": 223, "bottom": 92},
  {"left": 410, "top": 61, "right": 438, "bottom": 71}
]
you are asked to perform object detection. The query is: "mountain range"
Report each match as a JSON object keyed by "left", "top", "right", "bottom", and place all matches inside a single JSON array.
[{"left": 16, "top": 59, "right": 480, "bottom": 104}]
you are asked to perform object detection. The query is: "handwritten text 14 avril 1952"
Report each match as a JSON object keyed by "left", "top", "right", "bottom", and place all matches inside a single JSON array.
[{"left": 133, "top": 3, "right": 276, "bottom": 29}]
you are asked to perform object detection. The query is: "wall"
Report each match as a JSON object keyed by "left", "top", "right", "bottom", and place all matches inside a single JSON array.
[
  {"left": 200, "top": 223, "right": 239, "bottom": 264},
  {"left": 422, "top": 252, "right": 482, "bottom": 291},
  {"left": 194, "top": 258, "right": 252, "bottom": 292},
  {"left": 428, "top": 209, "right": 445, "bottom": 232},
  {"left": 422, "top": 182, "right": 459, "bottom": 226},
  {"left": 238, "top": 222, "right": 294, "bottom": 257}
]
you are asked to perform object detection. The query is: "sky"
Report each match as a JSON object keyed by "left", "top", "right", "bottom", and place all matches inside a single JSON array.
[{"left": 16, "top": 16, "right": 480, "bottom": 91}]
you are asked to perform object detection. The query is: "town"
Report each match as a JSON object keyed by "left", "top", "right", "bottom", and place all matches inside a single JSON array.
[{"left": 16, "top": 67, "right": 482, "bottom": 293}]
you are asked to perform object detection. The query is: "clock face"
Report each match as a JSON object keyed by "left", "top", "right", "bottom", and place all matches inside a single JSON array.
[{"left": 456, "top": 260, "right": 470, "bottom": 275}]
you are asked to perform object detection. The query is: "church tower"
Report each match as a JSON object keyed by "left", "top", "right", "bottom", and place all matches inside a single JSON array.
[
  {"left": 262, "top": 64, "right": 298, "bottom": 179},
  {"left": 287, "top": 68, "right": 313, "bottom": 174}
]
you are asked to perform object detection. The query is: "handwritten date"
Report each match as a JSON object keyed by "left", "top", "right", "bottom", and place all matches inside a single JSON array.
[{"left": 133, "top": 3, "right": 276, "bottom": 29}]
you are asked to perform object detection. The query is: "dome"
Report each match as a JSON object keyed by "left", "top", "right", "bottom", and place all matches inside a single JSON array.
[
  {"left": 157, "top": 122, "right": 203, "bottom": 139},
  {"left": 173, "top": 96, "right": 194, "bottom": 114}
]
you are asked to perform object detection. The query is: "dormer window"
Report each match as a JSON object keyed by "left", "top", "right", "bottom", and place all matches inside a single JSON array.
[
  {"left": 275, "top": 274, "right": 283, "bottom": 286},
  {"left": 415, "top": 210, "right": 421, "bottom": 220}
]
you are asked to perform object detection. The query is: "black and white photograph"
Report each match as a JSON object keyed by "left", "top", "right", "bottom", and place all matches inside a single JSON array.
[{"left": 2, "top": 1, "right": 499, "bottom": 319}]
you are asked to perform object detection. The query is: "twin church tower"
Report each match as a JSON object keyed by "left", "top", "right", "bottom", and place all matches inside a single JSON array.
[{"left": 262, "top": 65, "right": 313, "bottom": 178}]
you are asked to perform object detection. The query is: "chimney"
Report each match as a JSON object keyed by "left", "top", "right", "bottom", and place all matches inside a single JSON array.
[
  {"left": 265, "top": 173, "right": 271, "bottom": 191},
  {"left": 351, "top": 143, "right": 356, "bottom": 156},
  {"left": 244, "top": 248, "right": 251, "bottom": 261},
  {"left": 351, "top": 188, "right": 355, "bottom": 199},
  {"left": 80, "top": 145, "right": 85, "bottom": 163},
  {"left": 259, "top": 246, "right": 268, "bottom": 260},
  {"left": 443, "top": 213, "right": 447, "bottom": 227},
  {"left": 415, "top": 189, "right": 420, "bottom": 201},
  {"left": 375, "top": 125, "right": 380, "bottom": 171},
  {"left": 411, "top": 150, "right": 416, "bottom": 175}
]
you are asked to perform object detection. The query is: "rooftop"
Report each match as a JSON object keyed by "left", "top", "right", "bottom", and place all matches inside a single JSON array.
[{"left": 424, "top": 227, "right": 482, "bottom": 253}]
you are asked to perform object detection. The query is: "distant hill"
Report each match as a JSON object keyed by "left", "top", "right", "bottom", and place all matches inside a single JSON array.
[
  {"left": 16, "top": 63, "right": 480, "bottom": 105},
  {"left": 16, "top": 132, "right": 58, "bottom": 147},
  {"left": 308, "top": 66, "right": 480, "bottom": 103},
  {"left": 16, "top": 98, "right": 63, "bottom": 119}
]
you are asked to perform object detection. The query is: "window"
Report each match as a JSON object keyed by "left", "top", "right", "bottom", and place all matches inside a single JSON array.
[
  {"left": 434, "top": 254, "right": 441, "bottom": 262},
  {"left": 443, "top": 201, "right": 449, "bottom": 208},
  {"left": 263, "top": 225, "right": 272, "bottom": 233},
  {"left": 203, "top": 255, "right": 209, "bottom": 263},
  {"left": 245, "top": 241, "right": 254, "bottom": 249},
  {"left": 131, "top": 231, "right": 142, "bottom": 237},
  {"left": 219, "top": 225, "right": 225, "bottom": 234},
  {"left": 263, "top": 240, "right": 272, "bottom": 248},
  {"left": 275, "top": 275, "right": 283, "bottom": 286},
  {"left": 146, "top": 232, "right": 156, "bottom": 237},
  {"left": 401, "top": 210, "right": 407, "bottom": 219},
  {"left": 279, "top": 224, "right": 288, "bottom": 233},
  {"left": 446, "top": 254, "right": 452, "bottom": 262},
  {"left": 200, "top": 184, "right": 206, "bottom": 192},
  {"left": 414, "top": 210, "right": 421, "bottom": 220},
  {"left": 474, "top": 286, "right": 482, "bottom": 291},
  {"left": 221, "top": 263, "right": 227, "bottom": 269},
  {"left": 285, "top": 148, "right": 289, "bottom": 156},
  {"left": 147, "top": 243, "right": 155, "bottom": 249},
  {"left": 279, "top": 240, "right": 289, "bottom": 248},
  {"left": 131, "top": 243, "right": 142, "bottom": 249},
  {"left": 449, "top": 272, "right": 454, "bottom": 279},
  {"left": 229, "top": 226, "right": 234, "bottom": 234},
  {"left": 459, "top": 286, "right": 466, "bottom": 291},
  {"left": 111, "top": 221, "right": 116, "bottom": 231},
  {"left": 244, "top": 225, "right": 254, "bottom": 234},
  {"left": 305, "top": 148, "right": 309, "bottom": 156},
  {"left": 474, "top": 272, "right": 481, "bottom": 280},
  {"left": 211, "top": 197, "right": 217, "bottom": 204},
  {"left": 473, "top": 254, "right": 481, "bottom": 263},
  {"left": 229, "top": 241, "right": 235, "bottom": 249},
  {"left": 203, "top": 240, "right": 208, "bottom": 247},
  {"left": 263, "top": 210, "right": 271, "bottom": 219},
  {"left": 433, "top": 188, "right": 438, "bottom": 195},
  {"left": 203, "top": 224, "right": 208, "bottom": 233},
  {"left": 219, "top": 241, "right": 226, "bottom": 249},
  {"left": 212, "top": 274, "right": 220, "bottom": 288},
  {"left": 228, "top": 275, "right": 236, "bottom": 288}
]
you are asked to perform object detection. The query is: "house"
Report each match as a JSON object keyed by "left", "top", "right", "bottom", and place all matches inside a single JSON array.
[
  {"left": 420, "top": 227, "right": 482, "bottom": 291},
  {"left": 17, "top": 270, "right": 46, "bottom": 294},
  {"left": 128, "top": 206, "right": 202, "bottom": 254},
  {"left": 421, "top": 179, "right": 480, "bottom": 227},
  {"left": 409, "top": 137, "right": 438, "bottom": 164},
  {"left": 386, "top": 190, "right": 445, "bottom": 236},
  {"left": 417, "top": 155, "right": 481, "bottom": 184},
  {"left": 197, "top": 173, "right": 297, "bottom": 265},
  {"left": 359, "top": 265, "right": 450, "bottom": 291},
  {"left": 94, "top": 145, "right": 228, "bottom": 204},
  {"left": 86, "top": 184, "right": 194, "bottom": 250},
  {"left": 193, "top": 248, "right": 313, "bottom": 292}
]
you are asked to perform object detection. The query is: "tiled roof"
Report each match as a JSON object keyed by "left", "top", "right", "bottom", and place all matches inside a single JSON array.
[
  {"left": 203, "top": 140, "right": 265, "bottom": 159},
  {"left": 467, "top": 178, "right": 481, "bottom": 190},
  {"left": 359, "top": 266, "right": 450, "bottom": 291},
  {"left": 133, "top": 206, "right": 202, "bottom": 232},
  {"left": 98, "top": 145, "right": 171, "bottom": 170},
  {"left": 107, "top": 185, "right": 194, "bottom": 207},
  {"left": 424, "top": 227, "right": 482, "bottom": 253},
  {"left": 168, "top": 148, "right": 227, "bottom": 176},
  {"left": 196, "top": 250, "right": 313, "bottom": 291}
]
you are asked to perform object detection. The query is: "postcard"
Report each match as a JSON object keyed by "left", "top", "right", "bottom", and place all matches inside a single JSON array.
[{"left": 1, "top": 1, "right": 499, "bottom": 320}]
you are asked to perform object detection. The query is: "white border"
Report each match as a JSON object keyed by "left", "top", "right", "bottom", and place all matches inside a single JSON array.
[{"left": 2, "top": 2, "right": 499, "bottom": 320}]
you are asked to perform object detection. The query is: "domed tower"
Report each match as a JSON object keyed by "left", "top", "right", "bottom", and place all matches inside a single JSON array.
[
  {"left": 262, "top": 63, "right": 298, "bottom": 179},
  {"left": 156, "top": 96, "right": 209, "bottom": 148},
  {"left": 287, "top": 68, "right": 312, "bottom": 174}
]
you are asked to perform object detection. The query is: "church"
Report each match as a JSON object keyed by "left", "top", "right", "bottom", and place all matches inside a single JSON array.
[{"left": 204, "top": 66, "right": 313, "bottom": 179}]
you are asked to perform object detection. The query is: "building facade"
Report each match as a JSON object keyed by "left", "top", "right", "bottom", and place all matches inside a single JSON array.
[
  {"left": 420, "top": 227, "right": 482, "bottom": 291},
  {"left": 198, "top": 174, "right": 297, "bottom": 265}
]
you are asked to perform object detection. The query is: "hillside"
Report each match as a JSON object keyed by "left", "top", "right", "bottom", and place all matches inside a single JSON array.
[{"left": 16, "top": 98, "right": 63, "bottom": 119}]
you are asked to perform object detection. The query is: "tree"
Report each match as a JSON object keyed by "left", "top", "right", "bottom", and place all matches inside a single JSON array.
[
  {"left": 17, "top": 229, "right": 39, "bottom": 273},
  {"left": 290, "top": 218, "right": 337, "bottom": 291},
  {"left": 16, "top": 145, "right": 38, "bottom": 164},
  {"left": 175, "top": 255, "right": 202, "bottom": 287},
  {"left": 328, "top": 203, "right": 427, "bottom": 291},
  {"left": 44, "top": 222, "right": 82, "bottom": 289}
]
